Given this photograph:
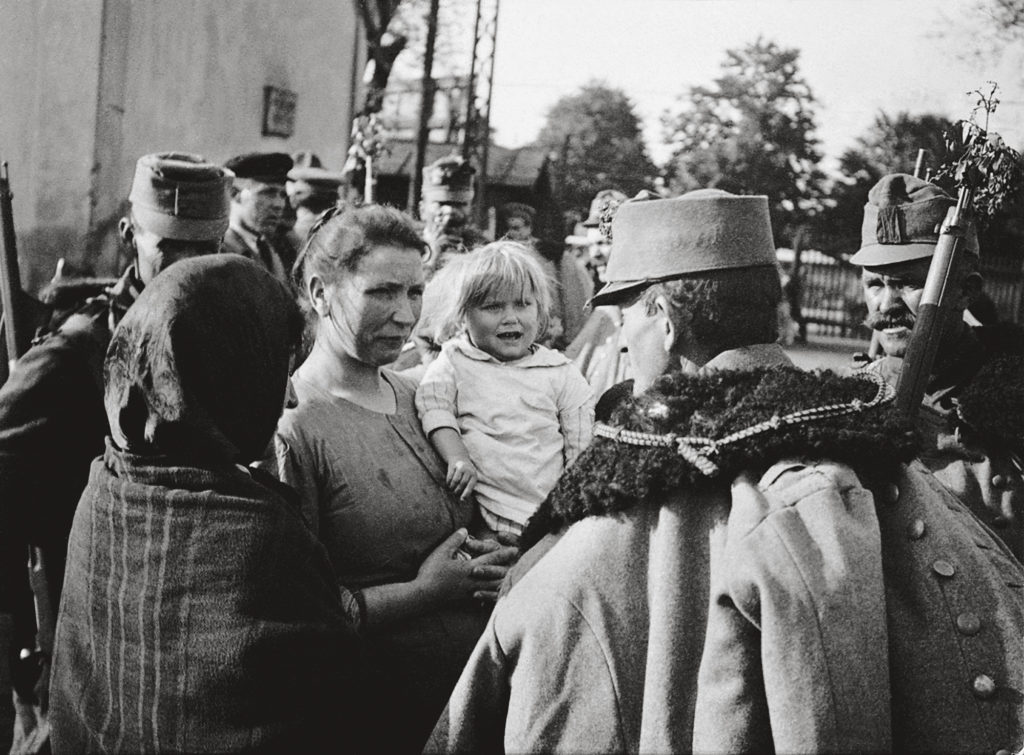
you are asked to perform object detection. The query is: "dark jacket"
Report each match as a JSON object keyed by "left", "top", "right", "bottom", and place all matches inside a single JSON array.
[
  {"left": 0, "top": 268, "right": 140, "bottom": 621},
  {"left": 861, "top": 323, "right": 1024, "bottom": 560}
]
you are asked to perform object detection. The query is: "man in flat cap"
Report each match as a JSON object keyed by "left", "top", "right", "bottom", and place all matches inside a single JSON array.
[
  {"left": 222, "top": 151, "right": 294, "bottom": 286},
  {"left": 428, "top": 189, "right": 1024, "bottom": 753},
  {"left": 0, "top": 152, "right": 231, "bottom": 751},
  {"left": 852, "top": 173, "right": 1024, "bottom": 558}
]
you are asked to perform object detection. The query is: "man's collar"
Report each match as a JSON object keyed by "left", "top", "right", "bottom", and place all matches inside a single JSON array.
[
  {"left": 447, "top": 336, "right": 569, "bottom": 367},
  {"left": 699, "top": 342, "right": 794, "bottom": 374},
  {"left": 229, "top": 221, "right": 260, "bottom": 252}
]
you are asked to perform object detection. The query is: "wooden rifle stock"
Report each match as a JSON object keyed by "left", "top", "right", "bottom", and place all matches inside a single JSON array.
[{"left": 893, "top": 186, "right": 974, "bottom": 421}]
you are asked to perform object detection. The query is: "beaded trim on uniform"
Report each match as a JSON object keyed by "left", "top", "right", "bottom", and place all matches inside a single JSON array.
[{"left": 593, "top": 370, "right": 895, "bottom": 476}]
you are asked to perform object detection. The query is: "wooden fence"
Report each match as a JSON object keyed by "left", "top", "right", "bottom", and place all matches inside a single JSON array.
[
  {"left": 784, "top": 249, "right": 1024, "bottom": 341},
  {"left": 780, "top": 250, "right": 868, "bottom": 340}
]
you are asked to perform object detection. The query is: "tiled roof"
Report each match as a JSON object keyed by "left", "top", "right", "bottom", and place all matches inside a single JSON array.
[{"left": 374, "top": 139, "right": 549, "bottom": 188}]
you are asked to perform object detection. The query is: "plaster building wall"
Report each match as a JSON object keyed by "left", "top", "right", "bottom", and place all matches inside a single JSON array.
[
  {"left": 0, "top": 0, "right": 106, "bottom": 294},
  {"left": 0, "top": 0, "right": 364, "bottom": 294}
]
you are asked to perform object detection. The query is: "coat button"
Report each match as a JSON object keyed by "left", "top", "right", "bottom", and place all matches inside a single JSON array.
[
  {"left": 991, "top": 515, "right": 1010, "bottom": 530},
  {"left": 996, "top": 749, "right": 1011, "bottom": 755},
  {"left": 991, "top": 474, "right": 1008, "bottom": 489},
  {"left": 956, "top": 612, "right": 981, "bottom": 635},
  {"left": 884, "top": 483, "right": 900, "bottom": 504},
  {"left": 907, "top": 519, "right": 926, "bottom": 540},
  {"left": 972, "top": 674, "right": 996, "bottom": 699},
  {"left": 932, "top": 559, "right": 956, "bottom": 578}
]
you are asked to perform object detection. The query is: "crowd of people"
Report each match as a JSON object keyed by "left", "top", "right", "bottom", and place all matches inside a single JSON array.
[{"left": 0, "top": 143, "right": 1020, "bottom": 754}]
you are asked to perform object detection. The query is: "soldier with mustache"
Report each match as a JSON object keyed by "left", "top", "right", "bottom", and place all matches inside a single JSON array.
[{"left": 853, "top": 173, "right": 1024, "bottom": 559}]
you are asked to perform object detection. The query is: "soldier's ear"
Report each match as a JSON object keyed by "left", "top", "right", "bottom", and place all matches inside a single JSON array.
[
  {"left": 118, "top": 217, "right": 134, "bottom": 247},
  {"left": 654, "top": 293, "right": 689, "bottom": 354},
  {"left": 308, "top": 274, "right": 330, "bottom": 318}
]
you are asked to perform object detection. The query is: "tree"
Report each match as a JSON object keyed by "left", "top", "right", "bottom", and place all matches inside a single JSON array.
[
  {"left": 661, "top": 38, "right": 824, "bottom": 245},
  {"left": 820, "top": 111, "right": 953, "bottom": 256},
  {"left": 387, "top": 0, "right": 477, "bottom": 85},
  {"left": 535, "top": 81, "right": 657, "bottom": 214},
  {"left": 967, "top": 0, "right": 1024, "bottom": 52}
]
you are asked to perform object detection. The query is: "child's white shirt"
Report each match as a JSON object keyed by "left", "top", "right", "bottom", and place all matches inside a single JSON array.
[{"left": 415, "top": 337, "right": 595, "bottom": 525}]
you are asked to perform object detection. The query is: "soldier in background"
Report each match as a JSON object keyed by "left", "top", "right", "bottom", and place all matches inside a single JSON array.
[
  {"left": 852, "top": 173, "right": 1024, "bottom": 559},
  {"left": 222, "top": 151, "right": 294, "bottom": 287},
  {"left": 286, "top": 150, "right": 347, "bottom": 248},
  {"left": 419, "top": 155, "right": 487, "bottom": 276},
  {"left": 565, "top": 189, "right": 631, "bottom": 403},
  {"left": 579, "top": 189, "right": 627, "bottom": 289},
  {"left": 0, "top": 152, "right": 231, "bottom": 753},
  {"left": 498, "top": 201, "right": 593, "bottom": 348}
]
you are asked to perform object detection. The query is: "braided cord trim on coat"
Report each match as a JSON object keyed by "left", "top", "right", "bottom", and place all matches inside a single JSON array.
[{"left": 592, "top": 370, "right": 894, "bottom": 476}]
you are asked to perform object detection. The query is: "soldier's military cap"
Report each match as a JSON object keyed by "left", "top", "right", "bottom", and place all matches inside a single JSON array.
[
  {"left": 500, "top": 202, "right": 536, "bottom": 224},
  {"left": 591, "top": 189, "right": 776, "bottom": 306},
  {"left": 223, "top": 152, "right": 293, "bottom": 185},
  {"left": 583, "top": 189, "right": 628, "bottom": 228},
  {"left": 850, "top": 173, "right": 979, "bottom": 267},
  {"left": 422, "top": 155, "right": 475, "bottom": 203},
  {"left": 128, "top": 152, "right": 232, "bottom": 242}
]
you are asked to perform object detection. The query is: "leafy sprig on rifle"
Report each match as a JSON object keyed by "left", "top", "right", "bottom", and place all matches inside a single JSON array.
[{"left": 931, "top": 82, "right": 1024, "bottom": 226}]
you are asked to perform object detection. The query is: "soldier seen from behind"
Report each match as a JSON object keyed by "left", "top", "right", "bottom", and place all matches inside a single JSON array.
[{"left": 0, "top": 152, "right": 231, "bottom": 752}]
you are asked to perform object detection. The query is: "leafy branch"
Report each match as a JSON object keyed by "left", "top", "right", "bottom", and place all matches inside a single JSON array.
[{"left": 931, "top": 82, "right": 1024, "bottom": 226}]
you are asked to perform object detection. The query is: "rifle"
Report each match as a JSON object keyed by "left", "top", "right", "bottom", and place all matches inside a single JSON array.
[
  {"left": 1, "top": 161, "right": 25, "bottom": 376},
  {"left": 894, "top": 84, "right": 1024, "bottom": 423},
  {"left": 893, "top": 186, "right": 974, "bottom": 420},
  {"left": 0, "top": 164, "right": 55, "bottom": 739}
]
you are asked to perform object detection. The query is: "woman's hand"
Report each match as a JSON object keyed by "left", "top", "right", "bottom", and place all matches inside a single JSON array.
[
  {"left": 362, "top": 529, "right": 520, "bottom": 628},
  {"left": 415, "top": 528, "right": 483, "bottom": 604},
  {"left": 416, "top": 529, "right": 518, "bottom": 604},
  {"left": 466, "top": 541, "right": 519, "bottom": 602}
]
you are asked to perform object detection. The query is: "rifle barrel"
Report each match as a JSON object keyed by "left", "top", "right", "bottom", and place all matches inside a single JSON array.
[
  {"left": 893, "top": 187, "right": 974, "bottom": 420},
  {"left": 0, "top": 161, "right": 25, "bottom": 369}
]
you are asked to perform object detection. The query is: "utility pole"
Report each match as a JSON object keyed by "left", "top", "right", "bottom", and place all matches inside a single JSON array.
[
  {"left": 409, "top": 0, "right": 440, "bottom": 216},
  {"left": 460, "top": 0, "right": 500, "bottom": 226}
]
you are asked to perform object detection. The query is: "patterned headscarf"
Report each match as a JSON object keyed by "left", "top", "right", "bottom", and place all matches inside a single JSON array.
[{"left": 104, "top": 255, "right": 303, "bottom": 464}]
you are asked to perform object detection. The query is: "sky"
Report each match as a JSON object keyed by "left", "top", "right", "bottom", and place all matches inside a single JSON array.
[{"left": 484, "top": 0, "right": 1024, "bottom": 172}]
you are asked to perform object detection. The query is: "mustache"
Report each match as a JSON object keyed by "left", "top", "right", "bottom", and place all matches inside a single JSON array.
[{"left": 864, "top": 309, "right": 915, "bottom": 331}]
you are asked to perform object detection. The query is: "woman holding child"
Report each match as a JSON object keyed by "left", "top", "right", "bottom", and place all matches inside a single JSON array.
[{"left": 265, "top": 205, "right": 515, "bottom": 752}]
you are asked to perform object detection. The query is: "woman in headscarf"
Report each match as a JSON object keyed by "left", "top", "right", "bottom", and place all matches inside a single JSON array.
[{"left": 49, "top": 255, "right": 360, "bottom": 753}]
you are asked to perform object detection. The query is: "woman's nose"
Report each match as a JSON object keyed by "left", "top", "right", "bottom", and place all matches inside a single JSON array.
[{"left": 393, "top": 295, "right": 417, "bottom": 325}]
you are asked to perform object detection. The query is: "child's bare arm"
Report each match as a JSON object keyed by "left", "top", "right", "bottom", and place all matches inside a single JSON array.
[{"left": 429, "top": 426, "right": 478, "bottom": 500}]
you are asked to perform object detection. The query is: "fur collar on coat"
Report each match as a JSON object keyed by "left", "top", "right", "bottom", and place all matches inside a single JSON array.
[{"left": 522, "top": 367, "right": 918, "bottom": 550}]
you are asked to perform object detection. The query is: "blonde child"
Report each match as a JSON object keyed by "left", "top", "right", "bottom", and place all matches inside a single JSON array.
[{"left": 415, "top": 241, "right": 595, "bottom": 537}]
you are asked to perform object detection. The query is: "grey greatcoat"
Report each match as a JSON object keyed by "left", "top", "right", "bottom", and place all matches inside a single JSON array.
[{"left": 428, "top": 350, "right": 1024, "bottom": 753}]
